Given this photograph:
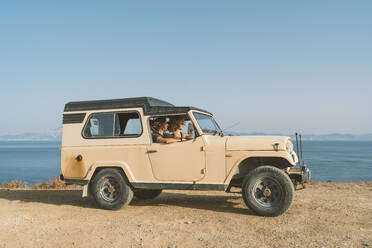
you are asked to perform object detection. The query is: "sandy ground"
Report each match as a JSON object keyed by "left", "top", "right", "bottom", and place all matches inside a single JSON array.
[{"left": 0, "top": 182, "right": 371, "bottom": 248}]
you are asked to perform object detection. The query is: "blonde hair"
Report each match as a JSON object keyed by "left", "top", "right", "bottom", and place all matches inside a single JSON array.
[{"left": 169, "top": 116, "right": 185, "bottom": 132}]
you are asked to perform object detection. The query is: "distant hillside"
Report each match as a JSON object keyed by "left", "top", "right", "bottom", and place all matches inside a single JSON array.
[
  {"left": 300, "top": 133, "right": 372, "bottom": 141},
  {"left": 225, "top": 132, "right": 372, "bottom": 141},
  {"left": 0, "top": 128, "right": 62, "bottom": 141}
]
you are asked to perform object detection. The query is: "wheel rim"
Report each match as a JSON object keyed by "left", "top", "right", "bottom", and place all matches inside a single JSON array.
[
  {"left": 99, "top": 177, "right": 121, "bottom": 203},
  {"left": 251, "top": 177, "right": 284, "bottom": 208}
]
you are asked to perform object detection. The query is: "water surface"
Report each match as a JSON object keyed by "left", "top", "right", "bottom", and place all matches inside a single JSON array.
[{"left": 0, "top": 140, "right": 371, "bottom": 185}]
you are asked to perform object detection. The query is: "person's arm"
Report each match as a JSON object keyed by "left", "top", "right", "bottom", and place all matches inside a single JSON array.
[
  {"left": 157, "top": 136, "right": 181, "bottom": 144},
  {"left": 181, "top": 132, "right": 194, "bottom": 140}
]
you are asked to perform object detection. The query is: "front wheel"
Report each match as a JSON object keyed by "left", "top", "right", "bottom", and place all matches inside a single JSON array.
[
  {"left": 242, "top": 166, "right": 294, "bottom": 217},
  {"left": 91, "top": 169, "right": 133, "bottom": 210}
]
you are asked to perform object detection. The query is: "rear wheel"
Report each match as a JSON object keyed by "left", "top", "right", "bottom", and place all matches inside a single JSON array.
[
  {"left": 91, "top": 169, "right": 133, "bottom": 210},
  {"left": 134, "top": 189, "right": 162, "bottom": 200},
  {"left": 242, "top": 166, "right": 294, "bottom": 216}
]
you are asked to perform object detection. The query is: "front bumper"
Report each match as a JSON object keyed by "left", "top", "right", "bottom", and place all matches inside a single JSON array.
[{"left": 288, "top": 164, "right": 311, "bottom": 187}]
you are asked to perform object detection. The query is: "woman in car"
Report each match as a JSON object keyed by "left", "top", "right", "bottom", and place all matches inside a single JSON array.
[
  {"left": 151, "top": 117, "right": 180, "bottom": 144},
  {"left": 168, "top": 116, "right": 194, "bottom": 141}
]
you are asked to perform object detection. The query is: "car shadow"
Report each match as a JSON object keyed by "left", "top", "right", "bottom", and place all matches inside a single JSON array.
[
  {"left": 0, "top": 189, "right": 97, "bottom": 209},
  {"left": 130, "top": 191, "right": 254, "bottom": 215},
  {"left": 0, "top": 189, "right": 254, "bottom": 215}
]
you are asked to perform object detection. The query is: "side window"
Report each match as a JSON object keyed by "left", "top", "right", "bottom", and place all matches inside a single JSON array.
[
  {"left": 114, "top": 112, "right": 142, "bottom": 136},
  {"left": 83, "top": 113, "right": 114, "bottom": 138},
  {"left": 83, "top": 112, "right": 142, "bottom": 138}
]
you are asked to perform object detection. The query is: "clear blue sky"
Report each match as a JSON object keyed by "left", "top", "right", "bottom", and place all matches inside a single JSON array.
[{"left": 1, "top": 1, "right": 371, "bottom": 135}]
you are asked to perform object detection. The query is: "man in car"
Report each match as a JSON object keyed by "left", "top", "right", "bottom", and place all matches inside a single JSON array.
[{"left": 151, "top": 117, "right": 181, "bottom": 144}]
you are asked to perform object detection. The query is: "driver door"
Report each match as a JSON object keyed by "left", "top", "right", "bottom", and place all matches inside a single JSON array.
[
  {"left": 147, "top": 137, "right": 206, "bottom": 181},
  {"left": 147, "top": 118, "right": 206, "bottom": 181}
]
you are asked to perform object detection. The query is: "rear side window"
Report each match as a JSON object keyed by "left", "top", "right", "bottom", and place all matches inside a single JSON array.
[
  {"left": 83, "top": 112, "right": 113, "bottom": 137},
  {"left": 114, "top": 112, "right": 142, "bottom": 136},
  {"left": 83, "top": 112, "right": 142, "bottom": 138}
]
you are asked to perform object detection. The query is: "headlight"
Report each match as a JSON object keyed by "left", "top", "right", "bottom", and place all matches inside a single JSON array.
[{"left": 286, "top": 139, "right": 294, "bottom": 153}]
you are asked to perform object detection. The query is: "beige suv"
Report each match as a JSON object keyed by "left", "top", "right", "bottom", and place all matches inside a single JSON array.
[{"left": 60, "top": 97, "right": 310, "bottom": 216}]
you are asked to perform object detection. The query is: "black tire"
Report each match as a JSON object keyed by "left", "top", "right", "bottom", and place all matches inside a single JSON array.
[
  {"left": 134, "top": 189, "right": 162, "bottom": 200},
  {"left": 91, "top": 169, "right": 133, "bottom": 210},
  {"left": 242, "top": 166, "right": 294, "bottom": 217}
]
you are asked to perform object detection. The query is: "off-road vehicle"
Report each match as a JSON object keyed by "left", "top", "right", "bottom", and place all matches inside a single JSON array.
[{"left": 60, "top": 97, "right": 310, "bottom": 216}]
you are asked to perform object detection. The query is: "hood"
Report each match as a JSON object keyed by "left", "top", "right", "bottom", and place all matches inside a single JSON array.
[{"left": 226, "top": 136, "right": 291, "bottom": 151}]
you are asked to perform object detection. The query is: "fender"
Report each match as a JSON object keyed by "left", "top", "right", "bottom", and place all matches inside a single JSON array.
[
  {"left": 84, "top": 160, "right": 137, "bottom": 182},
  {"left": 224, "top": 151, "right": 296, "bottom": 185}
]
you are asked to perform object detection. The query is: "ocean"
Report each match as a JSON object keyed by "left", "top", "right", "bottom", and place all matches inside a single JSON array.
[{"left": 0, "top": 141, "right": 371, "bottom": 185}]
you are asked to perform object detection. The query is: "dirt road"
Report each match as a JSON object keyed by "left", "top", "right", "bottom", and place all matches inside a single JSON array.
[{"left": 0, "top": 182, "right": 371, "bottom": 248}]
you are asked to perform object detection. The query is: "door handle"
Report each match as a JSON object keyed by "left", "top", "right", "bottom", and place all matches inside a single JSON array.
[{"left": 147, "top": 150, "right": 158, "bottom": 153}]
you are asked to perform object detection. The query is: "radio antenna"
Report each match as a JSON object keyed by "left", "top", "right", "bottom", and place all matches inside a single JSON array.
[
  {"left": 221, "top": 122, "right": 241, "bottom": 134},
  {"left": 295, "top": 133, "right": 301, "bottom": 164},
  {"left": 299, "top": 134, "right": 304, "bottom": 166}
]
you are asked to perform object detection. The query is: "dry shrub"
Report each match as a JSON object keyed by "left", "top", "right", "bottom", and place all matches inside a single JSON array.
[
  {"left": 32, "top": 177, "right": 70, "bottom": 189},
  {"left": 1, "top": 180, "right": 28, "bottom": 189},
  {"left": 1, "top": 177, "right": 83, "bottom": 190}
]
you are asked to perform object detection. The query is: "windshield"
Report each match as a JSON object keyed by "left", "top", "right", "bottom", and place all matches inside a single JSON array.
[{"left": 193, "top": 112, "right": 222, "bottom": 135}]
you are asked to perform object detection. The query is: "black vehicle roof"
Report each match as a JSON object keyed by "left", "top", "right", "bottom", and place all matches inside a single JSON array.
[{"left": 64, "top": 97, "right": 212, "bottom": 116}]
